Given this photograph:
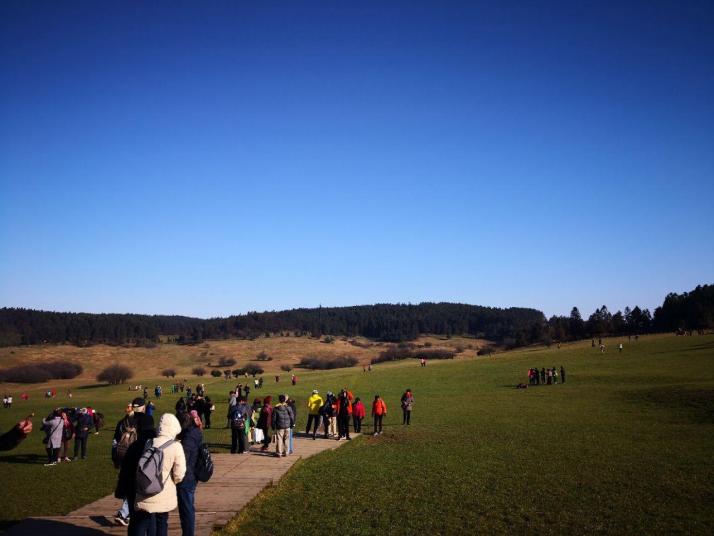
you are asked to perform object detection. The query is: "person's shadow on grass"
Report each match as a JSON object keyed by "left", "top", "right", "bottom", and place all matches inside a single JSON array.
[{"left": 0, "top": 453, "right": 46, "bottom": 465}]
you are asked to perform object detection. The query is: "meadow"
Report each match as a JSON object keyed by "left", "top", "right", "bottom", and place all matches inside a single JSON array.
[{"left": 1, "top": 334, "right": 713, "bottom": 534}]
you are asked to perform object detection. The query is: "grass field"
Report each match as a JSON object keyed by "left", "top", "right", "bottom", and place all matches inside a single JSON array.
[{"left": 1, "top": 334, "right": 713, "bottom": 534}]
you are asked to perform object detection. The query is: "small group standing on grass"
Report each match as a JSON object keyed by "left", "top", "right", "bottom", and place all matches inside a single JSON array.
[
  {"left": 41, "top": 406, "right": 104, "bottom": 465},
  {"left": 525, "top": 366, "right": 566, "bottom": 387}
]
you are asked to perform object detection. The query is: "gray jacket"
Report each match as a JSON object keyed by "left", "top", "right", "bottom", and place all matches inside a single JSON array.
[
  {"left": 42, "top": 416, "right": 64, "bottom": 448},
  {"left": 271, "top": 404, "right": 295, "bottom": 430}
]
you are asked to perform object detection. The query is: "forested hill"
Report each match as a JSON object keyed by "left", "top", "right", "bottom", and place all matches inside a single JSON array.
[{"left": 0, "top": 303, "right": 544, "bottom": 347}]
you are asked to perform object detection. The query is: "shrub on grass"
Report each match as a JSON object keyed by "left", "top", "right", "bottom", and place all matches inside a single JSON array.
[
  {"left": 192, "top": 367, "right": 206, "bottom": 377},
  {"left": 322, "top": 335, "right": 335, "bottom": 344},
  {"left": 210, "top": 370, "right": 222, "bottom": 378},
  {"left": 280, "top": 364, "right": 293, "bottom": 372},
  {"left": 414, "top": 349, "right": 455, "bottom": 360},
  {"left": 0, "top": 360, "right": 84, "bottom": 383},
  {"left": 256, "top": 352, "right": 272, "bottom": 361},
  {"left": 162, "top": 368, "right": 176, "bottom": 378},
  {"left": 371, "top": 346, "right": 415, "bottom": 364},
  {"left": 97, "top": 364, "right": 133, "bottom": 385},
  {"left": 218, "top": 356, "right": 236, "bottom": 367},
  {"left": 297, "top": 356, "right": 358, "bottom": 370}
]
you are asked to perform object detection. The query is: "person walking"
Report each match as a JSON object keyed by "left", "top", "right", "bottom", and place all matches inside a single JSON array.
[
  {"left": 133, "top": 413, "right": 186, "bottom": 536},
  {"left": 177, "top": 410, "right": 203, "bottom": 536},
  {"left": 336, "top": 390, "right": 352, "bottom": 440},
  {"left": 271, "top": 395, "right": 295, "bottom": 457},
  {"left": 305, "top": 389, "right": 323, "bottom": 439},
  {"left": 229, "top": 397, "right": 250, "bottom": 454},
  {"left": 560, "top": 366, "right": 566, "bottom": 383},
  {"left": 42, "top": 409, "right": 64, "bottom": 466},
  {"left": 352, "top": 397, "right": 365, "bottom": 433},
  {"left": 258, "top": 396, "right": 273, "bottom": 451},
  {"left": 400, "top": 389, "right": 415, "bottom": 425},
  {"left": 73, "top": 407, "right": 93, "bottom": 460},
  {"left": 372, "top": 395, "right": 387, "bottom": 436}
]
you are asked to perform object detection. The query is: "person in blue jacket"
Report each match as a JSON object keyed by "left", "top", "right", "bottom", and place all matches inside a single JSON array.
[{"left": 177, "top": 409, "right": 203, "bottom": 536}]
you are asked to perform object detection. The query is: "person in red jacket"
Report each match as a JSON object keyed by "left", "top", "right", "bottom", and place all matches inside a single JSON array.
[
  {"left": 352, "top": 397, "right": 365, "bottom": 433},
  {"left": 371, "top": 395, "right": 387, "bottom": 436},
  {"left": 335, "top": 390, "right": 352, "bottom": 440}
]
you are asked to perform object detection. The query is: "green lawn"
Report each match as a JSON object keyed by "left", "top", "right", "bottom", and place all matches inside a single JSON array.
[{"left": 1, "top": 334, "right": 713, "bottom": 534}]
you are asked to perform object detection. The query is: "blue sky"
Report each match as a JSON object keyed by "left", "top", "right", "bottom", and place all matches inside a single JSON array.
[{"left": 1, "top": 1, "right": 712, "bottom": 318}]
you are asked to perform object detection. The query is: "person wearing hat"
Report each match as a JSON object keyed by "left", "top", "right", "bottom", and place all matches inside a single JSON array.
[
  {"left": 73, "top": 407, "right": 94, "bottom": 460},
  {"left": 305, "top": 389, "right": 323, "bottom": 440}
]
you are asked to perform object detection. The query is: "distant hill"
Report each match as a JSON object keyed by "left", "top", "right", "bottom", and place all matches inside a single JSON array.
[{"left": 0, "top": 303, "right": 545, "bottom": 347}]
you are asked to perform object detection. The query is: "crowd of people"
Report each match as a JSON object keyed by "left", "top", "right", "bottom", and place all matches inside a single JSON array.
[
  {"left": 40, "top": 406, "right": 104, "bottom": 465},
  {"left": 526, "top": 366, "right": 566, "bottom": 386}
]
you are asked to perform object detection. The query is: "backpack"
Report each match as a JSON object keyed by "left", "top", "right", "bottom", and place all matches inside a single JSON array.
[
  {"left": 115, "top": 424, "right": 137, "bottom": 465},
  {"left": 135, "top": 439, "right": 175, "bottom": 497},
  {"left": 194, "top": 443, "right": 213, "bottom": 482},
  {"left": 231, "top": 407, "right": 246, "bottom": 430}
]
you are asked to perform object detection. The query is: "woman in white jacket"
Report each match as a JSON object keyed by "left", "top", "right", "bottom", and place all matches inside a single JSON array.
[{"left": 135, "top": 413, "right": 186, "bottom": 536}]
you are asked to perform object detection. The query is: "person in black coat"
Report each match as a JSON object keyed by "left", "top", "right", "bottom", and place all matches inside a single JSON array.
[
  {"left": 177, "top": 411, "right": 203, "bottom": 536},
  {"left": 73, "top": 408, "right": 94, "bottom": 460},
  {"left": 115, "top": 412, "right": 156, "bottom": 534}
]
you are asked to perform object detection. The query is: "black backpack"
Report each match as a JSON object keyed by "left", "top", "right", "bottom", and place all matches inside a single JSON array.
[
  {"left": 195, "top": 443, "right": 213, "bottom": 482},
  {"left": 231, "top": 407, "right": 246, "bottom": 430}
]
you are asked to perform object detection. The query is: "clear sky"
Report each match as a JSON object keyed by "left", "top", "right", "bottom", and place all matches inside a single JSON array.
[{"left": 1, "top": 1, "right": 712, "bottom": 319}]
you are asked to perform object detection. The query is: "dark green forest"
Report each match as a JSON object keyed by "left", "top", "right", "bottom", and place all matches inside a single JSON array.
[{"left": 0, "top": 284, "right": 711, "bottom": 348}]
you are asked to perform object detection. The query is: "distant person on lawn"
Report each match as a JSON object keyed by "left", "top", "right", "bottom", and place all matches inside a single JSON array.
[
  {"left": 400, "top": 389, "right": 415, "bottom": 425},
  {"left": 73, "top": 407, "right": 94, "bottom": 460},
  {"left": 306, "top": 389, "right": 324, "bottom": 439},
  {"left": 42, "top": 408, "right": 64, "bottom": 466},
  {"left": 560, "top": 366, "right": 566, "bottom": 383},
  {"left": 271, "top": 394, "right": 295, "bottom": 457},
  {"left": 372, "top": 395, "right": 387, "bottom": 436}
]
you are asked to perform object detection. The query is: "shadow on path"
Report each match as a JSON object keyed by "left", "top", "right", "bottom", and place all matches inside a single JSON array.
[{"left": 3, "top": 518, "right": 107, "bottom": 535}]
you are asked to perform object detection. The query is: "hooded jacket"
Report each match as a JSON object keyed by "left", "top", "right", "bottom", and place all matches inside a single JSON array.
[
  {"left": 352, "top": 401, "right": 366, "bottom": 419},
  {"left": 135, "top": 413, "right": 186, "bottom": 514},
  {"left": 271, "top": 403, "right": 295, "bottom": 430},
  {"left": 372, "top": 399, "right": 387, "bottom": 416},
  {"left": 42, "top": 415, "right": 64, "bottom": 449},
  {"left": 307, "top": 393, "right": 324, "bottom": 414}
]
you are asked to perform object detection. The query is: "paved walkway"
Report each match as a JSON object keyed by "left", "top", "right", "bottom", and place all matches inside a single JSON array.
[{"left": 6, "top": 433, "right": 357, "bottom": 536}]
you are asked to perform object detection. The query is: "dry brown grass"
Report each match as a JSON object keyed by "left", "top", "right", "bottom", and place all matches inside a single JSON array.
[{"left": 0, "top": 334, "right": 488, "bottom": 383}]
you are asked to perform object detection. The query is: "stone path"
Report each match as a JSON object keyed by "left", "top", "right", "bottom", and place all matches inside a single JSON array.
[{"left": 6, "top": 433, "right": 357, "bottom": 536}]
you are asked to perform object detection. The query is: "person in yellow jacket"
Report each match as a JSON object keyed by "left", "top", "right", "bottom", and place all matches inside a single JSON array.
[{"left": 305, "top": 389, "right": 324, "bottom": 440}]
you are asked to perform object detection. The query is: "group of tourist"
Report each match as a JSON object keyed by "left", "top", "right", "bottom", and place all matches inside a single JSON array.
[
  {"left": 2, "top": 394, "right": 13, "bottom": 408},
  {"left": 527, "top": 366, "right": 566, "bottom": 386},
  {"left": 40, "top": 406, "right": 104, "bottom": 465}
]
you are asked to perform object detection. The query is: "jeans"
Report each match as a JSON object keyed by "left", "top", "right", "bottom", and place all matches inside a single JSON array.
[
  {"left": 338, "top": 414, "right": 351, "bottom": 438},
  {"left": 178, "top": 480, "right": 197, "bottom": 536},
  {"left": 74, "top": 436, "right": 88, "bottom": 458},
  {"left": 353, "top": 416, "right": 362, "bottom": 433},
  {"left": 46, "top": 447, "right": 59, "bottom": 463},
  {"left": 306, "top": 414, "right": 320, "bottom": 436},
  {"left": 117, "top": 498, "right": 129, "bottom": 519},
  {"left": 373, "top": 414, "right": 383, "bottom": 434},
  {"left": 231, "top": 427, "right": 246, "bottom": 453},
  {"left": 128, "top": 508, "right": 155, "bottom": 536},
  {"left": 402, "top": 409, "right": 411, "bottom": 425}
]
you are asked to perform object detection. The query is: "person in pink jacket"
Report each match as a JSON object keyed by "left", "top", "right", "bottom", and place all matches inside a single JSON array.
[{"left": 352, "top": 397, "right": 366, "bottom": 433}]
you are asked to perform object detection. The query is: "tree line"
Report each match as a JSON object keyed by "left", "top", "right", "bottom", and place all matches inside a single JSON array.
[{"left": 0, "top": 284, "right": 711, "bottom": 348}]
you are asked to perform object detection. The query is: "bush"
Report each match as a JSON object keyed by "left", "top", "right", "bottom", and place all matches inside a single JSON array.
[
  {"left": 233, "top": 365, "right": 264, "bottom": 377},
  {"left": 162, "top": 368, "right": 176, "bottom": 378},
  {"left": 97, "top": 364, "right": 133, "bottom": 385},
  {"left": 192, "top": 367, "right": 206, "bottom": 377},
  {"left": 0, "top": 360, "right": 83, "bottom": 383},
  {"left": 371, "top": 346, "right": 414, "bottom": 364},
  {"left": 423, "top": 342, "right": 433, "bottom": 348},
  {"left": 210, "top": 370, "right": 222, "bottom": 378},
  {"left": 218, "top": 356, "right": 236, "bottom": 367},
  {"left": 297, "top": 356, "right": 358, "bottom": 370},
  {"left": 414, "top": 349, "right": 455, "bottom": 360},
  {"left": 454, "top": 345, "right": 466, "bottom": 353},
  {"left": 256, "top": 352, "right": 272, "bottom": 361},
  {"left": 280, "top": 364, "right": 293, "bottom": 372},
  {"left": 322, "top": 335, "right": 335, "bottom": 344},
  {"left": 477, "top": 347, "right": 493, "bottom": 356}
]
